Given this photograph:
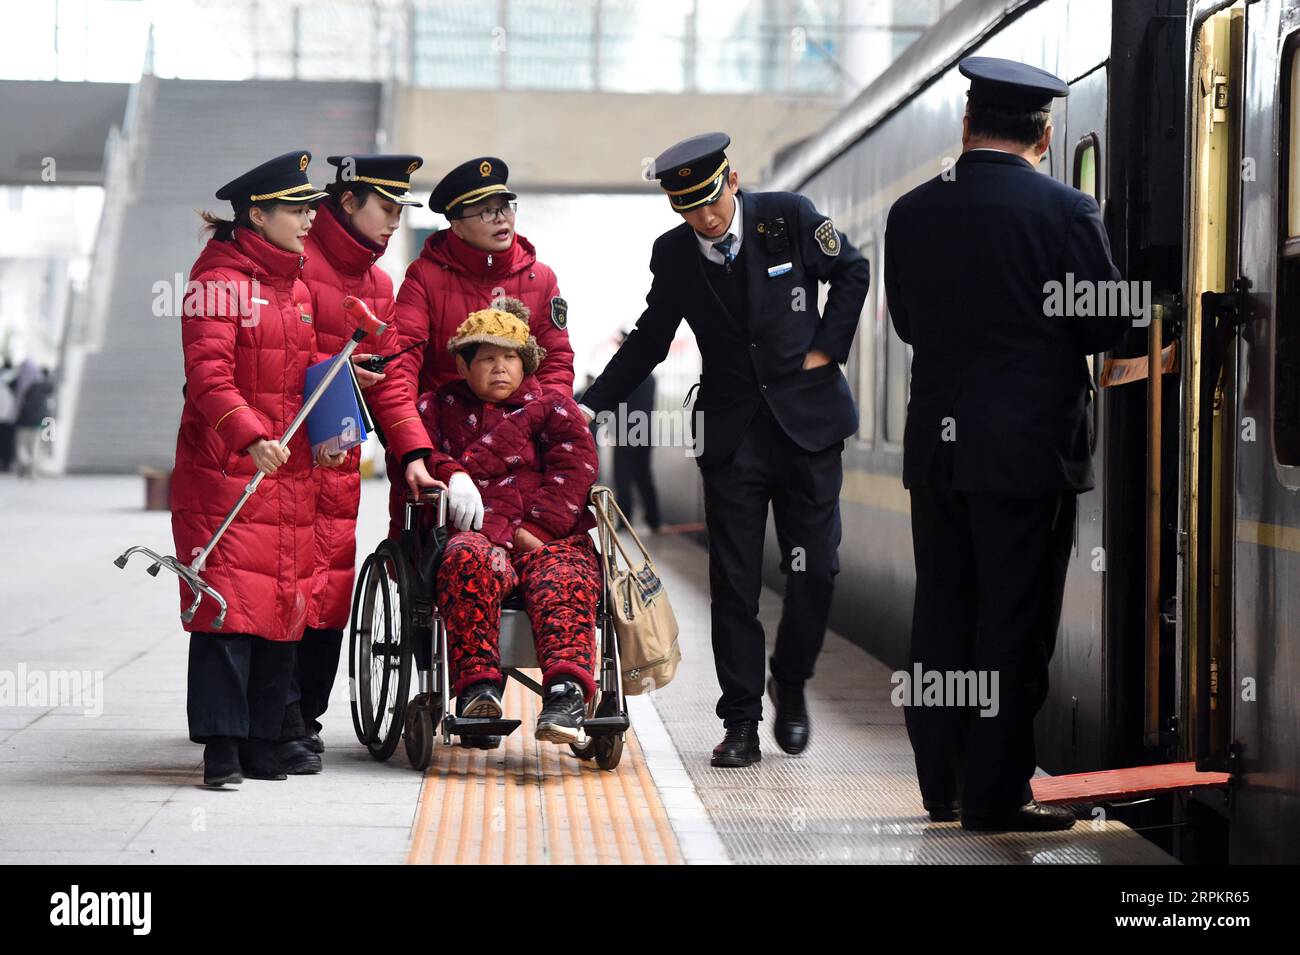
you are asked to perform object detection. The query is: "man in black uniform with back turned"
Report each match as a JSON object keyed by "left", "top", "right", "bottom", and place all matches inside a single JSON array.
[
  {"left": 885, "top": 58, "right": 1130, "bottom": 830},
  {"left": 581, "top": 133, "right": 869, "bottom": 767}
]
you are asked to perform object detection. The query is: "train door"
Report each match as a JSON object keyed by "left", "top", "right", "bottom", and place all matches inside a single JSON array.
[
  {"left": 1182, "top": 1, "right": 1245, "bottom": 771},
  {"left": 1041, "top": 65, "right": 1110, "bottom": 773}
]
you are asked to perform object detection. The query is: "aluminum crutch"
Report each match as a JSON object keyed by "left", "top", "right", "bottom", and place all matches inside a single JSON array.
[{"left": 114, "top": 295, "right": 389, "bottom": 629}]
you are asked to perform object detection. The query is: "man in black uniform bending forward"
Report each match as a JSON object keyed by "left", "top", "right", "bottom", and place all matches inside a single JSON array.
[{"left": 581, "top": 133, "right": 870, "bottom": 767}]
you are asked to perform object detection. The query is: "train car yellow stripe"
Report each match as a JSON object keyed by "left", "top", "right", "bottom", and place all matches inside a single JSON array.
[{"left": 1237, "top": 519, "right": 1300, "bottom": 553}]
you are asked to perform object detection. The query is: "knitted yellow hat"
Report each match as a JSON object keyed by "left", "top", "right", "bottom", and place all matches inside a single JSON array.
[{"left": 446, "top": 297, "right": 546, "bottom": 374}]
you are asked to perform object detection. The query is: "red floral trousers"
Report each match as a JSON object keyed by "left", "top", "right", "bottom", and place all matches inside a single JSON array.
[{"left": 435, "top": 531, "right": 600, "bottom": 699}]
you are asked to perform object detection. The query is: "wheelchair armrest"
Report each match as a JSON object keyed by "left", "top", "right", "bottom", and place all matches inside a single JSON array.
[{"left": 404, "top": 486, "right": 447, "bottom": 532}]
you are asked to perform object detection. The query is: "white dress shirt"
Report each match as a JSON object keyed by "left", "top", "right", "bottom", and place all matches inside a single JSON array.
[{"left": 696, "top": 192, "right": 743, "bottom": 265}]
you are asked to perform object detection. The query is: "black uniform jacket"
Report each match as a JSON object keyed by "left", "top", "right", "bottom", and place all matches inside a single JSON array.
[
  {"left": 885, "top": 149, "right": 1129, "bottom": 495},
  {"left": 582, "top": 189, "right": 871, "bottom": 467}
]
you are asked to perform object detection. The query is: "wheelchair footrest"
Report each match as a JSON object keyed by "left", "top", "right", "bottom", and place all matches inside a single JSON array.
[
  {"left": 444, "top": 716, "right": 522, "bottom": 737},
  {"left": 582, "top": 715, "right": 630, "bottom": 734}
]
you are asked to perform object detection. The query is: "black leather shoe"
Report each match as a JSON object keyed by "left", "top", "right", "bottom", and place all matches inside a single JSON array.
[
  {"left": 711, "top": 720, "right": 761, "bottom": 767},
  {"left": 239, "top": 739, "right": 287, "bottom": 781},
  {"left": 962, "top": 800, "right": 1076, "bottom": 832},
  {"left": 305, "top": 733, "right": 324, "bottom": 754},
  {"left": 275, "top": 738, "right": 323, "bottom": 775},
  {"left": 203, "top": 737, "right": 242, "bottom": 787},
  {"left": 767, "top": 675, "right": 810, "bottom": 755},
  {"left": 924, "top": 800, "right": 961, "bottom": 822}
]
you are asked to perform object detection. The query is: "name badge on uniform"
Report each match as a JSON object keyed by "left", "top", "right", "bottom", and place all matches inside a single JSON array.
[{"left": 767, "top": 262, "right": 793, "bottom": 278}]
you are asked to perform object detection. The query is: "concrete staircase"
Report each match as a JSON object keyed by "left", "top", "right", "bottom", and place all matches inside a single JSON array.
[{"left": 64, "top": 77, "right": 380, "bottom": 472}]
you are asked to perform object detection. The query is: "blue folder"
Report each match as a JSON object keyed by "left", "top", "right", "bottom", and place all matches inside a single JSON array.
[{"left": 304, "top": 355, "right": 370, "bottom": 457}]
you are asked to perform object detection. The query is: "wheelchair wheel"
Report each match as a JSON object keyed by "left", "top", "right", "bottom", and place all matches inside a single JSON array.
[
  {"left": 595, "top": 733, "right": 623, "bottom": 771},
  {"left": 404, "top": 691, "right": 439, "bottom": 771},
  {"left": 569, "top": 738, "right": 597, "bottom": 761},
  {"left": 348, "top": 552, "right": 377, "bottom": 747},
  {"left": 349, "top": 540, "right": 415, "bottom": 761}
]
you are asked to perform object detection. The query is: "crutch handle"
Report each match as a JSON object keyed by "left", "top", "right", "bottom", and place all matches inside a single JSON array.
[{"left": 343, "top": 296, "right": 388, "bottom": 340}]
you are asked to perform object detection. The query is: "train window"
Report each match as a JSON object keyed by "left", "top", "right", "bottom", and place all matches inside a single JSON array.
[
  {"left": 1074, "top": 134, "right": 1099, "bottom": 201},
  {"left": 1278, "top": 45, "right": 1300, "bottom": 464},
  {"left": 1291, "top": 50, "right": 1300, "bottom": 239},
  {"left": 1073, "top": 133, "right": 1102, "bottom": 452}
]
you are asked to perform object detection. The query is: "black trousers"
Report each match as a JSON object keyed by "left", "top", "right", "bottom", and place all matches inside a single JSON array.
[
  {"left": 288, "top": 626, "right": 345, "bottom": 736},
  {"left": 700, "top": 404, "right": 843, "bottom": 724},
  {"left": 613, "top": 444, "right": 661, "bottom": 529},
  {"left": 187, "top": 632, "right": 297, "bottom": 743},
  {"left": 904, "top": 450, "right": 1076, "bottom": 816},
  {"left": 0, "top": 423, "right": 13, "bottom": 471}
]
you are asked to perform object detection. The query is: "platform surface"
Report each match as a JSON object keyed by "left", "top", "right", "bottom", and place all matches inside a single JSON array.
[{"left": 0, "top": 475, "right": 1175, "bottom": 864}]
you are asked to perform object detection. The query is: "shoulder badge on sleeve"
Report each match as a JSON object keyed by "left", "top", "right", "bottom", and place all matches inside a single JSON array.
[
  {"left": 550, "top": 296, "right": 568, "bottom": 330},
  {"left": 814, "top": 219, "right": 840, "bottom": 257}
]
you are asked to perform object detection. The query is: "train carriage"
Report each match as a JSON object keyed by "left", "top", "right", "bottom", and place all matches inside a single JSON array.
[{"left": 649, "top": 0, "right": 1300, "bottom": 863}]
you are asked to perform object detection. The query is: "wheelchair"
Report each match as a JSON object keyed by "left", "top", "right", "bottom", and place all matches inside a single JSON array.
[{"left": 348, "top": 485, "right": 629, "bottom": 771}]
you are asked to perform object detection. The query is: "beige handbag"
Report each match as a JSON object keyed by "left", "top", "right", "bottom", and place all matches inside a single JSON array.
[{"left": 592, "top": 488, "right": 682, "bottom": 695}]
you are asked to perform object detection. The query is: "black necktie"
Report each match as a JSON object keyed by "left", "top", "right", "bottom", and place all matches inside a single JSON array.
[{"left": 713, "top": 235, "right": 736, "bottom": 273}]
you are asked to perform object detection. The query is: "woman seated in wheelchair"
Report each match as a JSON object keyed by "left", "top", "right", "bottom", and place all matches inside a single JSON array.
[{"left": 416, "top": 297, "right": 600, "bottom": 744}]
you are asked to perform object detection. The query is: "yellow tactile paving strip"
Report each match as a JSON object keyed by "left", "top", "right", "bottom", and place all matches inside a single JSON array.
[{"left": 406, "top": 673, "right": 683, "bottom": 865}]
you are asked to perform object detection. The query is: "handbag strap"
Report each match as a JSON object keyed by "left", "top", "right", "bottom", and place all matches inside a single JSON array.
[
  {"left": 591, "top": 489, "right": 642, "bottom": 620},
  {"left": 591, "top": 487, "right": 637, "bottom": 574},
  {"left": 591, "top": 486, "right": 659, "bottom": 572}
]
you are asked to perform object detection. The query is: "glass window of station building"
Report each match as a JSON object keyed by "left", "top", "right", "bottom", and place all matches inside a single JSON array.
[{"left": 12, "top": 1, "right": 960, "bottom": 95}]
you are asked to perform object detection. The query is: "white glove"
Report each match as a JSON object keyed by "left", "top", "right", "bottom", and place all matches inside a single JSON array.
[{"left": 447, "top": 472, "right": 484, "bottom": 532}]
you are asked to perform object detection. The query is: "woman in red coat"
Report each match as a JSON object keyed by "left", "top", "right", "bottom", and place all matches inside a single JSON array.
[
  {"left": 293, "top": 154, "right": 440, "bottom": 761},
  {"left": 172, "top": 151, "right": 341, "bottom": 788},
  {"left": 387, "top": 156, "right": 576, "bottom": 541}
]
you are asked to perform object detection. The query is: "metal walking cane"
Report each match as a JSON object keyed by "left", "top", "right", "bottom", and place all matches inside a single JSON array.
[{"left": 114, "top": 295, "right": 389, "bottom": 629}]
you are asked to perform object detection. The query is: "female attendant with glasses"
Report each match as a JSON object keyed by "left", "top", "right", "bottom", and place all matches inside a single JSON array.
[
  {"left": 385, "top": 156, "right": 576, "bottom": 751},
  {"left": 386, "top": 156, "right": 574, "bottom": 514}
]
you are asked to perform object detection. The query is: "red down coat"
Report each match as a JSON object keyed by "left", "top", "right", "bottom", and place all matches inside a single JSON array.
[
  {"left": 170, "top": 228, "right": 318, "bottom": 641},
  {"left": 417, "top": 375, "right": 598, "bottom": 550},
  {"left": 392, "top": 229, "right": 575, "bottom": 399},
  {"left": 387, "top": 228, "right": 576, "bottom": 538},
  {"left": 300, "top": 203, "right": 432, "bottom": 630}
]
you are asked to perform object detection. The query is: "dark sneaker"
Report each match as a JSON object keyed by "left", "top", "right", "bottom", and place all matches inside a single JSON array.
[
  {"left": 459, "top": 680, "right": 504, "bottom": 718},
  {"left": 203, "top": 737, "right": 242, "bottom": 787},
  {"left": 534, "top": 681, "right": 586, "bottom": 744},
  {"left": 275, "top": 738, "right": 322, "bottom": 775}
]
